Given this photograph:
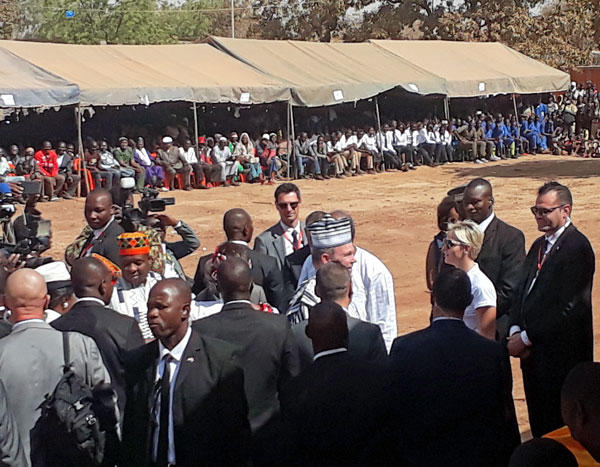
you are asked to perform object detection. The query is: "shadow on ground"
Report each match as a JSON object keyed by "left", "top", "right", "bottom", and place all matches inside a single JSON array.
[{"left": 448, "top": 157, "right": 600, "bottom": 180}]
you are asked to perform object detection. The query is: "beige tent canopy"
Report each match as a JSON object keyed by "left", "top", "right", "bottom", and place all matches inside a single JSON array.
[
  {"left": 370, "top": 40, "right": 570, "bottom": 98},
  {"left": 0, "top": 41, "right": 291, "bottom": 106},
  {"left": 208, "top": 37, "right": 448, "bottom": 107},
  {"left": 0, "top": 48, "right": 79, "bottom": 108}
]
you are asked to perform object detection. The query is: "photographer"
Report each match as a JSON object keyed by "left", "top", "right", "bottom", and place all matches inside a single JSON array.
[{"left": 147, "top": 213, "right": 200, "bottom": 280}]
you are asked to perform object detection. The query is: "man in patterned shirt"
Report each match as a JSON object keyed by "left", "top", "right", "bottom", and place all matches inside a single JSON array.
[{"left": 110, "top": 231, "right": 163, "bottom": 340}]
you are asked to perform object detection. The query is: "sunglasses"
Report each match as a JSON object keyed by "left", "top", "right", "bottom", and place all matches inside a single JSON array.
[
  {"left": 530, "top": 205, "right": 565, "bottom": 216},
  {"left": 443, "top": 238, "right": 465, "bottom": 249},
  {"left": 277, "top": 202, "right": 299, "bottom": 210}
]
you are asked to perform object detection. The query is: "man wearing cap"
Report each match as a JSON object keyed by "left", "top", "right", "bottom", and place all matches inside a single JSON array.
[
  {"left": 211, "top": 136, "right": 239, "bottom": 186},
  {"left": 35, "top": 261, "right": 76, "bottom": 323},
  {"left": 110, "top": 231, "right": 163, "bottom": 340},
  {"left": 287, "top": 214, "right": 356, "bottom": 324},
  {"left": 157, "top": 136, "right": 192, "bottom": 191},
  {"left": 113, "top": 137, "right": 145, "bottom": 191},
  {"left": 65, "top": 188, "right": 124, "bottom": 267}
]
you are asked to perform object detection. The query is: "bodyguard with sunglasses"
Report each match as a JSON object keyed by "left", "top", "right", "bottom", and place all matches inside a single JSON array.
[
  {"left": 254, "top": 183, "right": 308, "bottom": 295},
  {"left": 508, "top": 181, "right": 595, "bottom": 438}
]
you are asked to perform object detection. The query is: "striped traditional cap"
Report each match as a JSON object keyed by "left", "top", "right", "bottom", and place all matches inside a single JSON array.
[
  {"left": 307, "top": 214, "right": 352, "bottom": 249},
  {"left": 117, "top": 232, "right": 150, "bottom": 256},
  {"left": 91, "top": 253, "right": 122, "bottom": 279}
]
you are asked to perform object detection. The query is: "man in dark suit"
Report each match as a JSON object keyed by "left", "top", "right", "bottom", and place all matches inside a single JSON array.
[
  {"left": 192, "top": 257, "right": 299, "bottom": 461},
  {"left": 254, "top": 183, "right": 308, "bottom": 290},
  {"left": 508, "top": 181, "right": 595, "bottom": 437},
  {"left": 390, "top": 268, "right": 519, "bottom": 466},
  {"left": 65, "top": 188, "right": 124, "bottom": 266},
  {"left": 462, "top": 178, "right": 526, "bottom": 339},
  {"left": 293, "top": 262, "right": 386, "bottom": 370},
  {"left": 51, "top": 256, "right": 144, "bottom": 417},
  {"left": 281, "top": 301, "right": 393, "bottom": 466},
  {"left": 122, "top": 278, "right": 250, "bottom": 466},
  {"left": 192, "top": 208, "right": 285, "bottom": 310}
]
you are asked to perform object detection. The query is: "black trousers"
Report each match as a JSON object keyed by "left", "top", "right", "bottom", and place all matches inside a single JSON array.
[
  {"left": 382, "top": 150, "right": 401, "bottom": 169},
  {"left": 416, "top": 144, "right": 433, "bottom": 165}
]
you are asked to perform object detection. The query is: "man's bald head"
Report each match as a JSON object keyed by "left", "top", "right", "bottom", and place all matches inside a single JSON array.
[
  {"left": 315, "top": 262, "right": 351, "bottom": 303},
  {"left": 85, "top": 188, "right": 114, "bottom": 230},
  {"left": 4, "top": 269, "right": 48, "bottom": 323},
  {"left": 217, "top": 257, "right": 252, "bottom": 302},
  {"left": 86, "top": 188, "right": 113, "bottom": 205},
  {"left": 223, "top": 209, "right": 253, "bottom": 242},
  {"left": 306, "top": 301, "right": 348, "bottom": 355},
  {"left": 71, "top": 257, "right": 113, "bottom": 303},
  {"left": 147, "top": 278, "right": 191, "bottom": 347}
]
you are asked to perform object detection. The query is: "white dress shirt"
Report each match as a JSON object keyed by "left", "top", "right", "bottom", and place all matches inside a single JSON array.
[
  {"left": 477, "top": 212, "right": 495, "bottom": 233},
  {"left": 280, "top": 221, "right": 302, "bottom": 257},
  {"left": 296, "top": 246, "right": 397, "bottom": 350},
  {"left": 179, "top": 147, "right": 198, "bottom": 164},
  {"left": 509, "top": 219, "right": 571, "bottom": 346},
  {"left": 313, "top": 348, "right": 347, "bottom": 361},
  {"left": 153, "top": 326, "right": 192, "bottom": 464}
]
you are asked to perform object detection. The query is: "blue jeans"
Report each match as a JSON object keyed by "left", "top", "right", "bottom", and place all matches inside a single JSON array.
[{"left": 297, "top": 155, "right": 321, "bottom": 176}]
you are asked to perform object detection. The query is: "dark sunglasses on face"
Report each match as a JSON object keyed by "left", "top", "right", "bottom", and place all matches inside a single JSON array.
[
  {"left": 443, "top": 238, "right": 465, "bottom": 249},
  {"left": 530, "top": 205, "right": 565, "bottom": 216},
  {"left": 277, "top": 202, "right": 299, "bottom": 210}
]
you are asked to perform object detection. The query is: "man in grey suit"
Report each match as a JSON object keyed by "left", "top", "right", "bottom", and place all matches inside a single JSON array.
[
  {"left": 0, "top": 380, "right": 26, "bottom": 466},
  {"left": 0, "top": 269, "right": 110, "bottom": 463},
  {"left": 254, "top": 183, "right": 308, "bottom": 293}
]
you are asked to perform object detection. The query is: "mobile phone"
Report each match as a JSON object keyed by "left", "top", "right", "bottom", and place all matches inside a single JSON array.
[{"left": 20, "top": 180, "right": 42, "bottom": 196}]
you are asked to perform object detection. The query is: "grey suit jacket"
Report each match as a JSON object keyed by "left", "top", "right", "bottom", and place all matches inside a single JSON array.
[
  {"left": 0, "top": 321, "right": 110, "bottom": 462},
  {"left": 254, "top": 221, "right": 307, "bottom": 269},
  {"left": 0, "top": 380, "right": 26, "bottom": 466}
]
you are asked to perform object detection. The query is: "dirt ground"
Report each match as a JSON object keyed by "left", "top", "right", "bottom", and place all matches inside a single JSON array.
[{"left": 42, "top": 153, "right": 600, "bottom": 439}]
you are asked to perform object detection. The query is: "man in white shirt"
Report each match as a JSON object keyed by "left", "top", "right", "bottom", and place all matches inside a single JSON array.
[
  {"left": 332, "top": 131, "right": 360, "bottom": 176},
  {"left": 356, "top": 128, "right": 378, "bottom": 173},
  {"left": 179, "top": 138, "right": 208, "bottom": 189},
  {"left": 392, "top": 121, "right": 415, "bottom": 170},
  {"left": 211, "top": 137, "right": 239, "bottom": 186},
  {"left": 412, "top": 122, "right": 434, "bottom": 166},
  {"left": 377, "top": 123, "right": 402, "bottom": 171}
]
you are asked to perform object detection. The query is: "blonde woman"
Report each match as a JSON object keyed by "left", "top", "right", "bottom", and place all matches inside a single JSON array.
[{"left": 442, "top": 220, "right": 496, "bottom": 339}]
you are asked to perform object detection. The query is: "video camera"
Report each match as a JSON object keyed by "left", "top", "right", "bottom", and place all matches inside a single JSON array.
[{"left": 117, "top": 179, "right": 175, "bottom": 232}]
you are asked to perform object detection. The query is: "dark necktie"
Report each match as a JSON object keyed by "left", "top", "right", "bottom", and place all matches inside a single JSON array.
[
  {"left": 292, "top": 230, "right": 301, "bottom": 251},
  {"left": 157, "top": 355, "right": 172, "bottom": 467}
]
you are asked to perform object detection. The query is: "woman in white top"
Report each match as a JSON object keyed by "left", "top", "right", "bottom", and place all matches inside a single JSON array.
[
  {"left": 233, "top": 132, "right": 261, "bottom": 182},
  {"left": 442, "top": 219, "right": 497, "bottom": 339}
]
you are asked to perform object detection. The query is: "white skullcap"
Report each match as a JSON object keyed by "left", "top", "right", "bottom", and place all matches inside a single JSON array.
[
  {"left": 162, "top": 136, "right": 173, "bottom": 143},
  {"left": 219, "top": 136, "right": 227, "bottom": 142},
  {"left": 36, "top": 261, "right": 71, "bottom": 288},
  {"left": 262, "top": 133, "right": 270, "bottom": 140},
  {"left": 307, "top": 214, "right": 352, "bottom": 249}
]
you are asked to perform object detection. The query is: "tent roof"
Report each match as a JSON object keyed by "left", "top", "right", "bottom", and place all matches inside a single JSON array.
[
  {"left": 0, "top": 41, "right": 290, "bottom": 106},
  {"left": 208, "top": 37, "right": 447, "bottom": 106},
  {"left": 0, "top": 48, "right": 79, "bottom": 108},
  {"left": 370, "top": 40, "right": 570, "bottom": 98}
]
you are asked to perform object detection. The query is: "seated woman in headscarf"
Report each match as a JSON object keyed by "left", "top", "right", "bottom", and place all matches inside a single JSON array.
[
  {"left": 134, "top": 137, "right": 165, "bottom": 190},
  {"left": 233, "top": 132, "right": 262, "bottom": 182}
]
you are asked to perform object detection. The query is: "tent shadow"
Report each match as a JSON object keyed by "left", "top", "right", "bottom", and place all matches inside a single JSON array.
[{"left": 448, "top": 158, "right": 600, "bottom": 180}]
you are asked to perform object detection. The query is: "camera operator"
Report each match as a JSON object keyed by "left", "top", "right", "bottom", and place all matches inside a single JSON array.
[
  {"left": 64, "top": 188, "right": 124, "bottom": 267},
  {"left": 146, "top": 213, "right": 200, "bottom": 280}
]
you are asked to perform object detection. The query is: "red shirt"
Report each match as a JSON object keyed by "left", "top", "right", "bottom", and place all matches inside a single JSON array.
[{"left": 34, "top": 149, "right": 58, "bottom": 177}]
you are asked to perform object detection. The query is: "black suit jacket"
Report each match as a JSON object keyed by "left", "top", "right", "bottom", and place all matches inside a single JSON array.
[
  {"left": 476, "top": 216, "right": 526, "bottom": 337},
  {"left": 121, "top": 330, "right": 251, "bottom": 466},
  {"left": 51, "top": 299, "right": 143, "bottom": 417},
  {"left": 511, "top": 223, "right": 595, "bottom": 371},
  {"left": 390, "top": 320, "right": 519, "bottom": 466},
  {"left": 86, "top": 219, "right": 124, "bottom": 266},
  {"left": 192, "top": 301, "right": 300, "bottom": 432},
  {"left": 280, "top": 352, "right": 394, "bottom": 466},
  {"left": 282, "top": 245, "right": 310, "bottom": 304},
  {"left": 292, "top": 315, "right": 387, "bottom": 371},
  {"left": 191, "top": 246, "right": 286, "bottom": 311}
]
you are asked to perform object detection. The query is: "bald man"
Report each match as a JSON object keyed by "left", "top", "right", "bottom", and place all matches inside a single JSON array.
[
  {"left": 280, "top": 301, "right": 393, "bottom": 466},
  {"left": 52, "top": 257, "right": 143, "bottom": 418},
  {"left": 122, "top": 278, "right": 250, "bottom": 466},
  {"left": 65, "top": 188, "right": 124, "bottom": 266},
  {"left": 192, "top": 257, "right": 299, "bottom": 456},
  {"left": 0, "top": 269, "right": 110, "bottom": 463},
  {"left": 192, "top": 208, "right": 285, "bottom": 311},
  {"left": 292, "top": 262, "right": 386, "bottom": 370}
]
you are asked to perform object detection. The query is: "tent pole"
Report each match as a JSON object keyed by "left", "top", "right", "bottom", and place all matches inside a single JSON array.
[
  {"left": 286, "top": 101, "right": 290, "bottom": 180},
  {"left": 75, "top": 105, "right": 87, "bottom": 197},
  {"left": 231, "top": 0, "right": 235, "bottom": 38},
  {"left": 289, "top": 102, "right": 296, "bottom": 179},
  {"left": 444, "top": 97, "right": 450, "bottom": 120},
  {"left": 512, "top": 94, "right": 519, "bottom": 120},
  {"left": 375, "top": 96, "right": 382, "bottom": 133},
  {"left": 193, "top": 102, "right": 200, "bottom": 161}
]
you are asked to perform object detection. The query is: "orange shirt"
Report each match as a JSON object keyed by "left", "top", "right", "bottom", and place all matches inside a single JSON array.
[{"left": 544, "top": 426, "right": 599, "bottom": 466}]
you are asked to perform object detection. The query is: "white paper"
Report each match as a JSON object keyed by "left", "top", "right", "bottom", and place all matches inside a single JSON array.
[
  {"left": 407, "top": 83, "right": 419, "bottom": 93},
  {"left": 478, "top": 82, "right": 486, "bottom": 92},
  {"left": 333, "top": 89, "right": 344, "bottom": 101},
  {"left": 1, "top": 94, "right": 15, "bottom": 106},
  {"left": 240, "top": 92, "right": 250, "bottom": 103}
]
